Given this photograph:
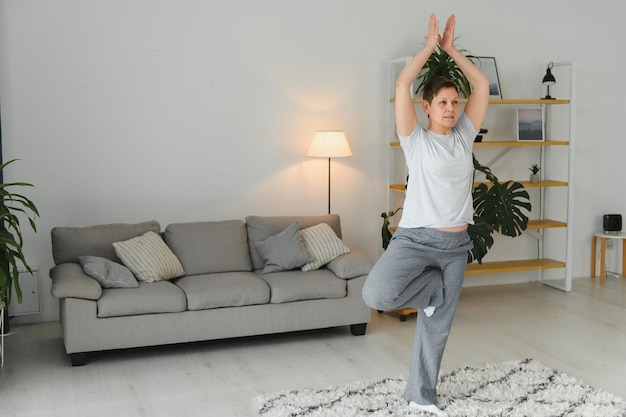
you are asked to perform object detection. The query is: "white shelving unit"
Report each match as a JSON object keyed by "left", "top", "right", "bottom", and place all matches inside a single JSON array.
[{"left": 386, "top": 59, "right": 576, "bottom": 293}]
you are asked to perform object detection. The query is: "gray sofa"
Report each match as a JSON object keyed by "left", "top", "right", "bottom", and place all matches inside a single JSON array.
[{"left": 49, "top": 215, "right": 372, "bottom": 366}]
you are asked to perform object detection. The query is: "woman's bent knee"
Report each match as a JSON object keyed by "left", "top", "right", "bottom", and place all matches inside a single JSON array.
[{"left": 362, "top": 280, "right": 401, "bottom": 311}]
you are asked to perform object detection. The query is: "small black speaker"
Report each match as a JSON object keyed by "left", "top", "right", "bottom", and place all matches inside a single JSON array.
[{"left": 603, "top": 214, "right": 622, "bottom": 233}]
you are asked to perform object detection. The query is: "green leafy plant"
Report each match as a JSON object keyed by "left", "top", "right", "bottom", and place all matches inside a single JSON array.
[
  {"left": 381, "top": 208, "right": 402, "bottom": 250},
  {"left": 529, "top": 164, "right": 541, "bottom": 175},
  {"left": 0, "top": 159, "right": 39, "bottom": 308},
  {"left": 414, "top": 40, "right": 473, "bottom": 98},
  {"left": 469, "top": 155, "right": 531, "bottom": 263}
]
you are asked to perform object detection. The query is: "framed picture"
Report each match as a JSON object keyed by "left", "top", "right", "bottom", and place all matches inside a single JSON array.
[
  {"left": 473, "top": 56, "right": 502, "bottom": 99},
  {"left": 517, "top": 107, "right": 544, "bottom": 141}
]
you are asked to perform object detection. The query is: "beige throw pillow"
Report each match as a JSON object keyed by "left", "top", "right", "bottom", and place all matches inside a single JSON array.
[
  {"left": 113, "top": 231, "right": 185, "bottom": 282},
  {"left": 300, "top": 223, "right": 350, "bottom": 272}
]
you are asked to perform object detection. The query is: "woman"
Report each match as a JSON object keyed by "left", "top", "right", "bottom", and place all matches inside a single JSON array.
[{"left": 362, "top": 13, "right": 490, "bottom": 417}]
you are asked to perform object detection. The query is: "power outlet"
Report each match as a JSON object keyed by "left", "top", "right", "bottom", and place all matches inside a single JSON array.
[{"left": 606, "top": 240, "right": 615, "bottom": 249}]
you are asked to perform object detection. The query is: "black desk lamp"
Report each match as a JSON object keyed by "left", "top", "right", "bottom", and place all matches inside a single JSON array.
[{"left": 542, "top": 62, "right": 556, "bottom": 100}]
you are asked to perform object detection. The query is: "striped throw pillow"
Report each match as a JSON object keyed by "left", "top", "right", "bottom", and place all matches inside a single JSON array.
[
  {"left": 113, "top": 231, "right": 185, "bottom": 282},
  {"left": 300, "top": 223, "right": 350, "bottom": 272}
]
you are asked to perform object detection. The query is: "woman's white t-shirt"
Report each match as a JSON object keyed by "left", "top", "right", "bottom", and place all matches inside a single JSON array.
[{"left": 398, "top": 113, "right": 478, "bottom": 229}]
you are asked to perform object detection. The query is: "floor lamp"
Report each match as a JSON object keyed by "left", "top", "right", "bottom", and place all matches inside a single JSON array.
[{"left": 307, "top": 131, "right": 352, "bottom": 214}]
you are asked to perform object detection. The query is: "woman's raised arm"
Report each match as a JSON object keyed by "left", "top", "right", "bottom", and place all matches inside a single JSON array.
[
  {"left": 439, "top": 14, "right": 490, "bottom": 130},
  {"left": 395, "top": 13, "right": 440, "bottom": 136}
]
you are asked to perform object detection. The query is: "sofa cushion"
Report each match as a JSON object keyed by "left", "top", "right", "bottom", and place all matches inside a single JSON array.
[
  {"left": 259, "top": 269, "right": 347, "bottom": 303},
  {"left": 78, "top": 256, "right": 139, "bottom": 288},
  {"left": 255, "top": 221, "right": 313, "bottom": 274},
  {"left": 97, "top": 281, "right": 187, "bottom": 318},
  {"left": 300, "top": 222, "right": 350, "bottom": 272},
  {"left": 246, "top": 215, "right": 342, "bottom": 271},
  {"left": 174, "top": 272, "right": 270, "bottom": 310},
  {"left": 51, "top": 220, "right": 161, "bottom": 265},
  {"left": 164, "top": 220, "right": 251, "bottom": 275},
  {"left": 326, "top": 250, "right": 373, "bottom": 279},
  {"left": 113, "top": 231, "right": 185, "bottom": 283}
]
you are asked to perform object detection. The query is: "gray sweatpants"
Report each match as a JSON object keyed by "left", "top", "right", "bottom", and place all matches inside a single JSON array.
[{"left": 362, "top": 227, "right": 470, "bottom": 405}]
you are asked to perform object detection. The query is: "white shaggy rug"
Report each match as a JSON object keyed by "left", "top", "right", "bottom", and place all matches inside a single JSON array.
[{"left": 253, "top": 359, "right": 626, "bottom": 417}]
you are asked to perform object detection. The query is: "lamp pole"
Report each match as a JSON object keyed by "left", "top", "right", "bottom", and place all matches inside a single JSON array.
[{"left": 327, "top": 157, "right": 331, "bottom": 214}]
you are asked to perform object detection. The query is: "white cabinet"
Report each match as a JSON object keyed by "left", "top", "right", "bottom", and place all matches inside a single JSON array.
[{"left": 8, "top": 268, "right": 41, "bottom": 315}]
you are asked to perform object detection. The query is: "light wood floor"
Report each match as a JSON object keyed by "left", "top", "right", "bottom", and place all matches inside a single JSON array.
[{"left": 0, "top": 277, "right": 624, "bottom": 417}]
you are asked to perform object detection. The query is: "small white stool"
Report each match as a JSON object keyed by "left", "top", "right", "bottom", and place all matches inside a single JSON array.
[{"left": 591, "top": 231, "right": 626, "bottom": 283}]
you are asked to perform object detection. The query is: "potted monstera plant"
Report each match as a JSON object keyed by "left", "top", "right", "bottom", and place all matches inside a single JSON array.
[
  {"left": 468, "top": 156, "right": 531, "bottom": 263},
  {"left": 0, "top": 159, "right": 39, "bottom": 334}
]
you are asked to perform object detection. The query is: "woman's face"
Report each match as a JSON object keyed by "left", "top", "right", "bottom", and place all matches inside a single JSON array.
[{"left": 423, "top": 87, "right": 459, "bottom": 134}]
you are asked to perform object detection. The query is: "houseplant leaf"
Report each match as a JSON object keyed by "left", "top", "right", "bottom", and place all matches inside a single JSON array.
[
  {"left": 0, "top": 159, "right": 39, "bottom": 307},
  {"left": 473, "top": 181, "right": 531, "bottom": 238},
  {"left": 467, "top": 216, "right": 494, "bottom": 264},
  {"left": 467, "top": 156, "right": 531, "bottom": 263}
]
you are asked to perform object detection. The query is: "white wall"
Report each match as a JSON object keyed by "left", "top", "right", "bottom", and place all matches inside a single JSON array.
[{"left": 1, "top": 0, "right": 625, "bottom": 323}]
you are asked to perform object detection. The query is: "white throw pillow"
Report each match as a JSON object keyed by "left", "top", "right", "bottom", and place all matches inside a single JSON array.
[
  {"left": 113, "top": 231, "right": 185, "bottom": 282},
  {"left": 300, "top": 223, "right": 350, "bottom": 272}
]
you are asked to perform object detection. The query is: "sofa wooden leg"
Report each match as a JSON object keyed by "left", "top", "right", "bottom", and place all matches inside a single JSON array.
[
  {"left": 350, "top": 323, "right": 367, "bottom": 336},
  {"left": 70, "top": 352, "right": 87, "bottom": 367}
]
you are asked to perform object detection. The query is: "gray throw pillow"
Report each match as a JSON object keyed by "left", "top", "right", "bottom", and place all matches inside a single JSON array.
[
  {"left": 326, "top": 250, "right": 373, "bottom": 279},
  {"left": 78, "top": 256, "right": 139, "bottom": 288},
  {"left": 254, "top": 221, "right": 313, "bottom": 274}
]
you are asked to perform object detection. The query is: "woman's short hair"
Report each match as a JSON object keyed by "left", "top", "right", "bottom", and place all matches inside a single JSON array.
[{"left": 422, "top": 77, "right": 458, "bottom": 103}]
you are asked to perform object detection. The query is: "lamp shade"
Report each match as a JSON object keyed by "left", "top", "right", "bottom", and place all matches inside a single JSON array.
[
  {"left": 307, "top": 131, "right": 352, "bottom": 158},
  {"left": 542, "top": 63, "right": 556, "bottom": 85}
]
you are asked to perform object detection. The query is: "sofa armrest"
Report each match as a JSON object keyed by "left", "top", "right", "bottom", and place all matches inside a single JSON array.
[
  {"left": 50, "top": 263, "right": 103, "bottom": 300},
  {"left": 326, "top": 249, "right": 373, "bottom": 280}
]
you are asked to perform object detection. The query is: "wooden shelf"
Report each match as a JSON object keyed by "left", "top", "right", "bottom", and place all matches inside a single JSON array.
[
  {"left": 390, "top": 98, "right": 570, "bottom": 105},
  {"left": 515, "top": 180, "right": 568, "bottom": 188},
  {"left": 389, "top": 184, "right": 406, "bottom": 192},
  {"left": 379, "top": 258, "right": 565, "bottom": 278},
  {"left": 392, "top": 180, "right": 568, "bottom": 192},
  {"left": 527, "top": 219, "right": 567, "bottom": 229},
  {"left": 466, "top": 258, "right": 565, "bottom": 274},
  {"left": 474, "top": 140, "right": 569, "bottom": 147},
  {"left": 387, "top": 220, "right": 565, "bottom": 235},
  {"left": 473, "top": 180, "right": 568, "bottom": 188},
  {"left": 389, "top": 219, "right": 567, "bottom": 233},
  {"left": 488, "top": 99, "right": 570, "bottom": 105},
  {"left": 390, "top": 140, "right": 569, "bottom": 148}
]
